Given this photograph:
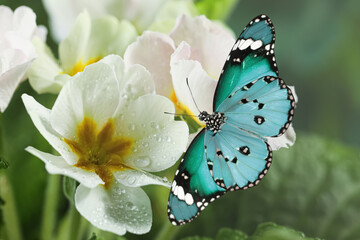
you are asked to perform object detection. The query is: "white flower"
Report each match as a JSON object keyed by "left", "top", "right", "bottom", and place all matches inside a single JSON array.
[
  {"left": 28, "top": 10, "right": 137, "bottom": 94},
  {"left": 0, "top": 6, "right": 46, "bottom": 112},
  {"left": 125, "top": 14, "right": 297, "bottom": 149},
  {"left": 42, "top": 0, "right": 197, "bottom": 42},
  {"left": 22, "top": 55, "right": 189, "bottom": 235}
]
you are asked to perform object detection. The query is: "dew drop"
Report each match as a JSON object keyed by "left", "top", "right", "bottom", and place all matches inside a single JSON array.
[
  {"left": 127, "top": 176, "right": 136, "bottom": 185},
  {"left": 150, "top": 122, "right": 160, "bottom": 129},
  {"left": 130, "top": 124, "right": 136, "bottom": 131},
  {"left": 126, "top": 202, "right": 136, "bottom": 210},
  {"left": 166, "top": 136, "right": 172, "bottom": 142},
  {"left": 135, "top": 157, "right": 151, "bottom": 168}
]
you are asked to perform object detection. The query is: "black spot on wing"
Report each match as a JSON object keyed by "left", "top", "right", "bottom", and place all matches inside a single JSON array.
[{"left": 254, "top": 115, "right": 265, "bottom": 125}]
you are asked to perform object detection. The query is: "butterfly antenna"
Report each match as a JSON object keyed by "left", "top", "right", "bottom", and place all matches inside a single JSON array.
[
  {"left": 164, "top": 112, "right": 196, "bottom": 117},
  {"left": 186, "top": 77, "right": 201, "bottom": 113}
]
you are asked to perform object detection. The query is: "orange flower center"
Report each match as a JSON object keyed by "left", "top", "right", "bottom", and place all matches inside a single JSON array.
[{"left": 64, "top": 117, "right": 133, "bottom": 189}]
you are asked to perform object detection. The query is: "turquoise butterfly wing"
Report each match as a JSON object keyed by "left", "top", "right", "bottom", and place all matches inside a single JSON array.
[
  {"left": 168, "top": 15, "right": 295, "bottom": 225},
  {"left": 214, "top": 14, "right": 278, "bottom": 110}
]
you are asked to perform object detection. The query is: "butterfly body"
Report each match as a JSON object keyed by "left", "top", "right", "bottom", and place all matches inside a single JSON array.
[{"left": 168, "top": 14, "right": 295, "bottom": 226}]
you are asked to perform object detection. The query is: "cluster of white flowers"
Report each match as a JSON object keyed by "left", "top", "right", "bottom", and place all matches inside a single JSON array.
[{"left": 1, "top": 0, "right": 296, "bottom": 236}]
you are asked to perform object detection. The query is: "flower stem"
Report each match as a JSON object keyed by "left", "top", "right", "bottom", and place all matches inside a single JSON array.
[
  {"left": 0, "top": 174, "right": 23, "bottom": 240},
  {"left": 0, "top": 113, "right": 23, "bottom": 240},
  {"left": 41, "top": 174, "right": 61, "bottom": 240},
  {"left": 155, "top": 220, "right": 181, "bottom": 240},
  {"left": 65, "top": 204, "right": 81, "bottom": 240}
]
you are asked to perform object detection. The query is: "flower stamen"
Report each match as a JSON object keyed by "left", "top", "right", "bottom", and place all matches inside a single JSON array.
[{"left": 65, "top": 117, "right": 134, "bottom": 189}]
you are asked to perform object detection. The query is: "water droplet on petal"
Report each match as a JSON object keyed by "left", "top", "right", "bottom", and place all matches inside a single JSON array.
[
  {"left": 127, "top": 176, "right": 136, "bottom": 185},
  {"left": 130, "top": 124, "right": 136, "bottom": 131},
  {"left": 126, "top": 202, "right": 136, "bottom": 210},
  {"left": 166, "top": 136, "right": 172, "bottom": 142},
  {"left": 150, "top": 122, "right": 160, "bottom": 129},
  {"left": 134, "top": 157, "right": 151, "bottom": 168}
]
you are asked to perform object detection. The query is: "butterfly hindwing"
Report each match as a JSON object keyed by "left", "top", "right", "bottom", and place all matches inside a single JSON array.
[
  {"left": 168, "top": 129, "right": 225, "bottom": 225},
  {"left": 205, "top": 124, "right": 272, "bottom": 190},
  {"left": 214, "top": 14, "right": 278, "bottom": 111},
  {"left": 217, "top": 76, "right": 295, "bottom": 137}
]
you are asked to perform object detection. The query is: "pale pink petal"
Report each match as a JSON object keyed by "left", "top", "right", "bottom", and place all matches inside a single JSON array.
[
  {"left": 170, "top": 15, "right": 235, "bottom": 79},
  {"left": 170, "top": 42, "right": 217, "bottom": 114},
  {"left": 124, "top": 31, "right": 175, "bottom": 97}
]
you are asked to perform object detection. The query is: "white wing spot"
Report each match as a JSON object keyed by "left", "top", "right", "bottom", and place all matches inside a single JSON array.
[
  {"left": 232, "top": 40, "right": 240, "bottom": 50},
  {"left": 177, "top": 186, "right": 185, "bottom": 200},
  {"left": 251, "top": 40, "right": 263, "bottom": 50},
  {"left": 239, "top": 38, "right": 254, "bottom": 50},
  {"left": 185, "top": 193, "right": 194, "bottom": 205}
]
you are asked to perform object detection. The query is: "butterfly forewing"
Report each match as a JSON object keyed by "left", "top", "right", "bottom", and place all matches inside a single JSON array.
[{"left": 214, "top": 14, "right": 278, "bottom": 111}]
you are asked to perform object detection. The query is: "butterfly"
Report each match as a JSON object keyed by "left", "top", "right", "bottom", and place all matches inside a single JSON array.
[{"left": 167, "top": 14, "right": 295, "bottom": 225}]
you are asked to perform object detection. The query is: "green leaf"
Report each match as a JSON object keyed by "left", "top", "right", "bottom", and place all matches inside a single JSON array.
[
  {"left": 88, "top": 233, "right": 98, "bottom": 240},
  {"left": 215, "top": 228, "right": 248, "bottom": 240},
  {"left": 181, "top": 236, "right": 212, "bottom": 240},
  {"left": 248, "top": 223, "right": 321, "bottom": 240},
  {"left": 0, "top": 196, "right": 4, "bottom": 226},
  {"left": 195, "top": 0, "right": 239, "bottom": 20},
  {"left": 181, "top": 223, "right": 319, "bottom": 240},
  {"left": 0, "top": 158, "right": 9, "bottom": 169},
  {"left": 62, "top": 176, "right": 78, "bottom": 205}
]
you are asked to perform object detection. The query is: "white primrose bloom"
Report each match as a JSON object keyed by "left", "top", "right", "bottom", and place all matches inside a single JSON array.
[
  {"left": 125, "top": 14, "right": 297, "bottom": 149},
  {"left": 0, "top": 6, "right": 46, "bottom": 112},
  {"left": 42, "top": 0, "right": 197, "bottom": 42},
  {"left": 22, "top": 55, "right": 189, "bottom": 235},
  {"left": 28, "top": 10, "right": 137, "bottom": 94}
]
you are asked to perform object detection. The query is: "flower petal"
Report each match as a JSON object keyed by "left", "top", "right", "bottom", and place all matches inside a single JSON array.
[
  {"left": 86, "top": 17, "right": 137, "bottom": 58},
  {"left": 42, "top": 0, "right": 106, "bottom": 42},
  {"left": 12, "top": 6, "right": 37, "bottom": 39},
  {"left": 75, "top": 183, "right": 152, "bottom": 235},
  {"left": 147, "top": 0, "right": 198, "bottom": 33},
  {"left": 26, "top": 147, "right": 103, "bottom": 188},
  {"left": 124, "top": 31, "right": 174, "bottom": 97},
  {"left": 28, "top": 37, "right": 64, "bottom": 94},
  {"left": 170, "top": 14, "right": 234, "bottom": 79},
  {"left": 117, "top": 94, "right": 189, "bottom": 172},
  {"left": 100, "top": 55, "right": 155, "bottom": 106},
  {"left": 21, "top": 94, "right": 78, "bottom": 164},
  {"left": 51, "top": 61, "right": 120, "bottom": 140},
  {"left": 267, "top": 125, "right": 296, "bottom": 150},
  {"left": 114, "top": 169, "right": 171, "bottom": 188},
  {"left": 170, "top": 41, "right": 217, "bottom": 114},
  {"left": 0, "top": 6, "right": 13, "bottom": 35},
  {"left": 59, "top": 10, "right": 91, "bottom": 73},
  {"left": 0, "top": 50, "right": 31, "bottom": 112},
  {"left": 108, "top": 0, "right": 169, "bottom": 32}
]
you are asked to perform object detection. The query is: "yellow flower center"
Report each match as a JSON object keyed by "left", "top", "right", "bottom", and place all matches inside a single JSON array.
[
  {"left": 67, "top": 57, "right": 101, "bottom": 76},
  {"left": 169, "top": 89, "right": 205, "bottom": 133},
  {"left": 64, "top": 117, "right": 133, "bottom": 189}
]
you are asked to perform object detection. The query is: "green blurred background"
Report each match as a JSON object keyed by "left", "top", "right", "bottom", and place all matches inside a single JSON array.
[{"left": 1, "top": 0, "right": 360, "bottom": 240}]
